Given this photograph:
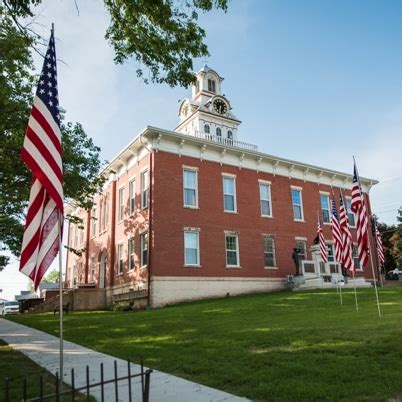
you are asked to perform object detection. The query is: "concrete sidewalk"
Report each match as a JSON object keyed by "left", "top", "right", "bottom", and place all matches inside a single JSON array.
[{"left": 0, "top": 319, "right": 249, "bottom": 402}]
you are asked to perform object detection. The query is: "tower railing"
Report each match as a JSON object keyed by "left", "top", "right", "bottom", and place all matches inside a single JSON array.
[{"left": 190, "top": 131, "right": 258, "bottom": 152}]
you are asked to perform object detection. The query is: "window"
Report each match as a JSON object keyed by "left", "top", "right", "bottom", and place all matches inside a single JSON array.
[
  {"left": 204, "top": 124, "right": 210, "bottom": 134},
  {"left": 184, "top": 231, "right": 200, "bottom": 266},
  {"left": 345, "top": 197, "right": 356, "bottom": 227},
  {"left": 129, "top": 178, "right": 136, "bottom": 215},
  {"left": 104, "top": 195, "right": 109, "bottom": 229},
  {"left": 90, "top": 256, "right": 95, "bottom": 282},
  {"left": 259, "top": 182, "right": 272, "bottom": 217},
  {"left": 183, "top": 169, "right": 198, "bottom": 207},
  {"left": 353, "top": 245, "right": 362, "bottom": 271},
  {"left": 227, "top": 130, "right": 233, "bottom": 139},
  {"left": 225, "top": 233, "right": 239, "bottom": 267},
  {"left": 263, "top": 236, "right": 276, "bottom": 267},
  {"left": 208, "top": 78, "right": 216, "bottom": 92},
  {"left": 98, "top": 200, "right": 103, "bottom": 233},
  {"left": 140, "top": 232, "right": 148, "bottom": 267},
  {"left": 291, "top": 188, "right": 304, "bottom": 221},
  {"left": 141, "top": 170, "right": 149, "bottom": 209},
  {"left": 80, "top": 225, "right": 84, "bottom": 245},
  {"left": 74, "top": 225, "right": 78, "bottom": 248},
  {"left": 128, "top": 238, "right": 135, "bottom": 270},
  {"left": 117, "top": 243, "right": 124, "bottom": 274},
  {"left": 320, "top": 193, "right": 330, "bottom": 224},
  {"left": 91, "top": 208, "right": 96, "bottom": 236},
  {"left": 118, "top": 187, "right": 125, "bottom": 221},
  {"left": 295, "top": 239, "right": 307, "bottom": 260},
  {"left": 327, "top": 243, "right": 335, "bottom": 262},
  {"left": 223, "top": 176, "right": 236, "bottom": 212},
  {"left": 216, "top": 127, "right": 222, "bottom": 138}
]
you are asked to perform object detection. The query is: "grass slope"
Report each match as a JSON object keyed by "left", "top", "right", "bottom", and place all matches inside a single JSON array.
[{"left": 9, "top": 287, "right": 402, "bottom": 401}]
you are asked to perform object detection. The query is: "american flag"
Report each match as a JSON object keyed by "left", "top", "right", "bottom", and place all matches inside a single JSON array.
[
  {"left": 19, "top": 30, "right": 63, "bottom": 290},
  {"left": 330, "top": 195, "right": 343, "bottom": 264},
  {"left": 375, "top": 225, "right": 385, "bottom": 267},
  {"left": 351, "top": 161, "right": 369, "bottom": 267},
  {"left": 317, "top": 213, "right": 328, "bottom": 263},
  {"left": 339, "top": 192, "right": 354, "bottom": 272}
]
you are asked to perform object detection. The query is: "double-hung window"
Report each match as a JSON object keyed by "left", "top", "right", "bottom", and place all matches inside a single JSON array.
[
  {"left": 141, "top": 170, "right": 149, "bottom": 209},
  {"left": 223, "top": 175, "right": 236, "bottom": 212},
  {"left": 117, "top": 243, "right": 124, "bottom": 275},
  {"left": 259, "top": 181, "right": 272, "bottom": 217},
  {"left": 320, "top": 193, "right": 330, "bottom": 224},
  {"left": 263, "top": 236, "right": 276, "bottom": 267},
  {"left": 353, "top": 245, "right": 362, "bottom": 271},
  {"left": 140, "top": 232, "right": 148, "bottom": 267},
  {"left": 118, "top": 187, "right": 125, "bottom": 221},
  {"left": 184, "top": 230, "right": 200, "bottom": 266},
  {"left": 129, "top": 178, "right": 136, "bottom": 215},
  {"left": 291, "top": 187, "right": 304, "bottom": 221},
  {"left": 91, "top": 208, "right": 96, "bottom": 236},
  {"left": 183, "top": 168, "right": 198, "bottom": 207},
  {"left": 345, "top": 197, "right": 356, "bottom": 227},
  {"left": 128, "top": 238, "right": 135, "bottom": 270},
  {"left": 225, "top": 232, "right": 240, "bottom": 267}
]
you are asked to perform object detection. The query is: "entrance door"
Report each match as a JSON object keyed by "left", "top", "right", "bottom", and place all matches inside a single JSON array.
[{"left": 99, "top": 252, "right": 106, "bottom": 288}]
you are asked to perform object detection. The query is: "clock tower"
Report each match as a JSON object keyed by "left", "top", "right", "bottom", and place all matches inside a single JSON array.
[{"left": 175, "top": 65, "right": 241, "bottom": 144}]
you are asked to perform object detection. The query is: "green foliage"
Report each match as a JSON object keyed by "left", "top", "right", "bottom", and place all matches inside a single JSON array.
[
  {"left": 42, "top": 269, "right": 60, "bottom": 283},
  {"left": 0, "top": 5, "right": 107, "bottom": 266},
  {"left": 378, "top": 222, "right": 398, "bottom": 271},
  {"left": 11, "top": 288, "right": 402, "bottom": 401},
  {"left": 397, "top": 207, "right": 402, "bottom": 267},
  {"left": 104, "top": 0, "right": 228, "bottom": 87}
]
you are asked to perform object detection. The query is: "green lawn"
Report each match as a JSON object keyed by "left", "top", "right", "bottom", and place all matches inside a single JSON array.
[{"left": 8, "top": 286, "right": 402, "bottom": 401}]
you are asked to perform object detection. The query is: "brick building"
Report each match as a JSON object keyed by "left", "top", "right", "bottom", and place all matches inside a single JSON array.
[{"left": 65, "top": 66, "right": 378, "bottom": 307}]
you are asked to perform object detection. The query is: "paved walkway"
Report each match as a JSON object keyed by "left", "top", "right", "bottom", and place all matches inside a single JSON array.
[{"left": 0, "top": 319, "right": 249, "bottom": 402}]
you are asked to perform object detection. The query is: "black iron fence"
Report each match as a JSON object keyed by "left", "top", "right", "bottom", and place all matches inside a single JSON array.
[{"left": 4, "top": 359, "right": 152, "bottom": 402}]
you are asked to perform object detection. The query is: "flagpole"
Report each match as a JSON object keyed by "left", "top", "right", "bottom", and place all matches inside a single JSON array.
[
  {"left": 368, "top": 219, "right": 382, "bottom": 318},
  {"left": 354, "top": 157, "right": 381, "bottom": 317},
  {"left": 351, "top": 268, "right": 359, "bottom": 312},
  {"left": 58, "top": 212, "right": 64, "bottom": 398}
]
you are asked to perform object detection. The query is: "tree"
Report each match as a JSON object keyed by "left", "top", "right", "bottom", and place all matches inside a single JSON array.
[
  {"left": 397, "top": 207, "right": 402, "bottom": 268},
  {"left": 4, "top": 0, "right": 228, "bottom": 88},
  {"left": 42, "top": 269, "right": 60, "bottom": 283},
  {"left": 377, "top": 222, "right": 398, "bottom": 272},
  {"left": 0, "top": 5, "right": 106, "bottom": 270}
]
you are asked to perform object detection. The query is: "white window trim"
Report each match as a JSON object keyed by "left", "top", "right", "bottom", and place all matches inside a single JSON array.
[
  {"left": 128, "top": 237, "right": 135, "bottom": 271},
  {"left": 225, "top": 232, "right": 240, "bottom": 268},
  {"left": 118, "top": 186, "right": 125, "bottom": 222},
  {"left": 140, "top": 169, "right": 149, "bottom": 209},
  {"left": 259, "top": 181, "right": 273, "bottom": 218},
  {"left": 184, "top": 230, "right": 200, "bottom": 267},
  {"left": 291, "top": 187, "right": 304, "bottom": 222},
  {"left": 183, "top": 167, "right": 199, "bottom": 209},
  {"left": 117, "top": 242, "right": 124, "bottom": 276},
  {"left": 353, "top": 243, "right": 363, "bottom": 272},
  {"left": 263, "top": 235, "right": 277, "bottom": 269},
  {"left": 222, "top": 175, "right": 237, "bottom": 213},
  {"left": 128, "top": 176, "right": 136, "bottom": 216},
  {"left": 320, "top": 192, "right": 331, "bottom": 225},
  {"left": 140, "top": 232, "right": 148, "bottom": 268},
  {"left": 345, "top": 196, "right": 357, "bottom": 228}
]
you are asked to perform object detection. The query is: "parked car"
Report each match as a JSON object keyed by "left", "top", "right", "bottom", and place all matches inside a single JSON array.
[
  {"left": 386, "top": 269, "right": 400, "bottom": 281},
  {"left": 0, "top": 300, "right": 20, "bottom": 316}
]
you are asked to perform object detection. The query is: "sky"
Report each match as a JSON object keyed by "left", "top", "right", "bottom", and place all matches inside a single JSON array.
[{"left": 1, "top": 0, "right": 402, "bottom": 300}]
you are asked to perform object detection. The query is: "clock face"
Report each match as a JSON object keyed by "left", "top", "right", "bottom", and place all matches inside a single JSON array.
[{"left": 213, "top": 99, "right": 227, "bottom": 115}]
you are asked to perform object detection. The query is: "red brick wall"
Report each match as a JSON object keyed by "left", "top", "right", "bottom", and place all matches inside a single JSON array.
[{"left": 151, "top": 151, "right": 374, "bottom": 279}]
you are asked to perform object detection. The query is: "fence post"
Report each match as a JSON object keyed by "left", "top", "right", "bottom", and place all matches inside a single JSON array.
[
  {"left": 39, "top": 374, "right": 43, "bottom": 402},
  {"left": 100, "top": 362, "right": 104, "bottom": 402},
  {"left": 114, "top": 360, "right": 119, "bottom": 401},
  {"left": 86, "top": 365, "right": 90, "bottom": 401},
  {"left": 144, "top": 370, "right": 151, "bottom": 402},
  {"left": 23, "top": 376, "right": 27, "bottom": 401},
  {"left": 55, "top": 372, "right": 59, "bottom": 402},
  {"left": 71, "top": 368, "right": 75, "bottom": 401},
  {"left": 127, "top": 360, "right": 132, "bottom": 402}
]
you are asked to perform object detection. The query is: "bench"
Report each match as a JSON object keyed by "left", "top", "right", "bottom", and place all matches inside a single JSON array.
[{"left": 54, "top": 302, "right": 70, "bottom": 315}]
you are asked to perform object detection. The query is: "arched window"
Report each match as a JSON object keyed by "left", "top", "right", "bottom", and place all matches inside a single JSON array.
[
  {"left": 216, "top": 127, "right": 222, "bottom": 137},
  {"left": 208, "top": 79, "right": 216, "bottom": 93},
  {"left": 227, "top": 130, "right": 233, "bottom": 139},
  {"left": 204, "top": 124, "right": 210, "bottom": 134}
]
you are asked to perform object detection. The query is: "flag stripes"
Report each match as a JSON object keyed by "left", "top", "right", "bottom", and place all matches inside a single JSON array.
[
  {"left": 351, "top": 162, "right": 369, "bottom": 268},
  {"left": 375, "top": 226, "right": 385, "bottom": 267},
  {"left": 330, "top": 196, "right": 343, "bottom": 264},
  {"left": 19, "top": 30, "right": 63, "bottom": 290},
  {"left": 339, "top": 192, "right": 354, "bottom": 272},
  {"left": 317, "top": 214, "right": 328, "bottom": 262}
]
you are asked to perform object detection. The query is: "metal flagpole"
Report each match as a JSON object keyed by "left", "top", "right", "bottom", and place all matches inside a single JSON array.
[
  {"left": 58, "top": 212, "right": 64, "bottom": 398},
  {"left": 354, "top": 158, "right": 381, "bottom": 317},
  {"left": 351, "top": 269, "right": 359, "bottom": 312},
  {"left": 368, "top": 221, "right": 382, "bottom": 318}
]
